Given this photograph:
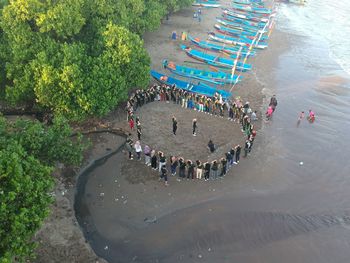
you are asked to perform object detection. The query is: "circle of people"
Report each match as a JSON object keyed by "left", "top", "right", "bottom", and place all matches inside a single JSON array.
[{"left": 124, "top": 83, "right": 260, "bottom": 186}]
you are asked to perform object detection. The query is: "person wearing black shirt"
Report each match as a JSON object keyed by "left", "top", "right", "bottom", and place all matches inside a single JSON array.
[
  {"left": 269, "top": 95, "right": 278, "bottom": 112},
  {"left": 211, "top": 160, "right": 218, "bottom": 180},
  {"left": 161, "top": 165, "right": 169, "bottom": 186},
  {"left": 208, "top": 139, "right": 215, "bottom": 153},
  {"left": 172, "top": 116, "right": 178, "bottom": 135},
  {"left": 225, "top": 152, "right": 232, "bottom": 169},
  {"left": 151, "top": 150, "right": 157, "bottom": 170},
  {"left": 158, "top": 152, "right": 166, "bottom": 173},
  {"left": 235, "top": 145, "right": 241, "bottom": 164},
  {"left": 229, "top": 148, "right": 235, "bottom": 166},
  {"left": 179, "top": 158, "right": 186, "bottom": 179},
  {"left": 204, "top": 162, "right": 211, "bottom": 181},
  {"left": 137, "top": 127, "right": 142, "bottom": 140},
  {"left": 187, "top": 160, "right": 194, "bottom": 180},
  {"left": 220, "top": 158, "right": 227, "bottom": 176}
]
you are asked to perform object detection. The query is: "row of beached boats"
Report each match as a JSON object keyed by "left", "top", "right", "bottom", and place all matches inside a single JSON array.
[{"left": 151, "top": 0, "right": 275, "bottom": 99}]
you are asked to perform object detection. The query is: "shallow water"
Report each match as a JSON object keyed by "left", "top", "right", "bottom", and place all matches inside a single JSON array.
[{"left": 75, "top": 1, "right": 350, "bottom": 262}]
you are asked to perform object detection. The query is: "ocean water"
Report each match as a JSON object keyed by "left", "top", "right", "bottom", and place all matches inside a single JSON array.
[{"left": 278, "top": 0, "right": 350, "bottom": 75}]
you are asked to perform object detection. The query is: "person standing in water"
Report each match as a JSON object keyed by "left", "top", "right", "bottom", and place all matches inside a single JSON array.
[
  {"left": 308, "top": 109, "right": 315, "bottom": 123},
  {"left": 297, "top": 111, "right": 305, "bottom": 127},
  {"left": 269, "top": 95, "right": 278, "bottom": 112}
]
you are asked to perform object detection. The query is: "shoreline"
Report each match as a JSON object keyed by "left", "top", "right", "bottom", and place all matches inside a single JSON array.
[
  {"left": 32, "top": 3, "right": 289, "bottom": 262},
  {"left": 71, "top": 7, "right": 291, "bottom": 263}
]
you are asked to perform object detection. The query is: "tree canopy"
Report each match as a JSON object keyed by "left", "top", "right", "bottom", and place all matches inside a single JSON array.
[
  {"left": 0, "top": 116, "right": 86, "bottom": 262},
  {"left": 0, "top": 0, "right": 191, "bottom": 120}
]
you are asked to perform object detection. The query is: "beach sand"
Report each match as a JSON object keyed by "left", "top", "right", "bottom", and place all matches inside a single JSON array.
[
  {"left": 72, "top": 4, "right": 293, "bottom": 263},
  {"left": 33, "top": 2, "right": 291, "bottom": 262}
]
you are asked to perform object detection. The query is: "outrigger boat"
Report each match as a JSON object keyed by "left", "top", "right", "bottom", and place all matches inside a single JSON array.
[
  {"left": 181, "top": 45, "right": 252, "bottom": 71},
  {"left": 214, "top": 24, "right": 268, "bottom": 40},
  {"left": 233, "top": 0, "right": 265, "bottom": 5},
  {"left": 151, "top": 70, "right": 232, "bottom": 99},
  {"left": 208, "top": 32, "right": 268, "bottom": 50},
  {"left": 221, "top": 13, "right": 267, "bottom": 28},
  {"left": 162, "top": 60, "right": 242, "bottom": 85},
  {"left": 216, "top": 17, "right": 267, "bottom": 33},
  {"left": 192, "top": 0, "right": 221, "bottom": 8},
  {"left": 231, "top": 3, "right": 272, "bottom": 14},
  {"left": 188, "top": 35, "right": 256, "bottom": 58},
  {"left": 222, "top": 8, "right": 270, "bottom": 22}
]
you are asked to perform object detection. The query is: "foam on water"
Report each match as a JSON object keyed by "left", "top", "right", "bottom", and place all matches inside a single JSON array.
[{"left": 277, "top": 0, "right": 350, "bottom": 76}]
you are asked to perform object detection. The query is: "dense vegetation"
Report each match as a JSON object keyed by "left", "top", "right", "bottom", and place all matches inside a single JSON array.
[
  {"left": 0, "top": 0, "right": 192, "bottom": 120},
  {"left": 0, "top": 0, "right": 192, "bottom": 261},
  {"left": 0, "top": 116, "right": 86, "bottom": 262}
]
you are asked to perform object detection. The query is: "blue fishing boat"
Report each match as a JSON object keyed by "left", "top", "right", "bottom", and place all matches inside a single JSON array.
[
  {"left": 214, "top": 24, "right": 268, "bottom": 41},
  {"left": 231, "top": 3, "right": 272, "bottom": 14},
  {"left": 233, "top": 0, "right": 264, "bottom": 5},
  {"left": 192, "top": 0, "right": 221, "bottom": 8},
  {"left": 221, "top": 13, "right": 267, "bottom": 28},
  {"left": 162, "top": 60, "right": 242, "bottom": 85},
  {"left": 151, "top": 70, "right": 232, "bottom": 99},
  {"left": 222, "top": 8, "right": 270, "bottom": 22},
  {"left": 188, "top": 35, "right": 256, "bottom": 58},
  {"left": 208, "top": 32, "right": 268, "bottom": 49},
  {"left": 181, "top": 45, "right": 252, "bottom": 71},
  {"left": 216, "top": 17, "right": 267, "bottom": 33}
]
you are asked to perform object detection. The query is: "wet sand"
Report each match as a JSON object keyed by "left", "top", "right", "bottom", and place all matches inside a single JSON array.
[{"left": 75, "top": 1, "right": 350, "bottom": 263}]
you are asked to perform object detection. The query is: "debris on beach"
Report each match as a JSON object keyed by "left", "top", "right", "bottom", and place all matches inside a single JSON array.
[
  {"left": 104, "top": 245, "right": 108, "bottom": 250},
  {"left": 99, "top": 192, "right": 105, "bottom": 197},
  {"left": 144, "top": 216, "right": 157, "bottom": 224},
  {"left": 299, "top": 161, "right": 304, "bottom": 166},
  {"left": 123, "top": 200, "right": 128, "bottom": 204}
]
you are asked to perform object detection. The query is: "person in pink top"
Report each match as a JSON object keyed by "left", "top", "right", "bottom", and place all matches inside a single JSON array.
[
  {"left": 308, "top": 109, "right": 315, "bottom": 123},
  {"left": 266, "top": 106, "right": 273, "bottom": 120}
]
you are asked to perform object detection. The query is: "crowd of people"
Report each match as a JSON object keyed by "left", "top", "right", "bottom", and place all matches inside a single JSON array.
[{"left": 124, "top": 83, "right": 259, "bottom": 186}]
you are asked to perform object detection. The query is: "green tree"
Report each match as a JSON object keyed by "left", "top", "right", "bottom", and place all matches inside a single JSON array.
[{"left": 0, "top": 116, "right": 86, "bottom": 262}]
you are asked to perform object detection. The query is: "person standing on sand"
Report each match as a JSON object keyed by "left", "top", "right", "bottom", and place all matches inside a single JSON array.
[
  {"left": 192, "top": 118, "right": 197, "bottom": 136},
  {"left": 207, "top": 139, "right": 215, "bottom": 153},
  {"left": 137, "top": 126, "right": 142, "bottom": 141},
  {"left": 196, "top": 160, "right": 203, "bottom": 179},
  {"left": 179, "top": 157, "right": 186, "bottom": 179},
  {"left": 244, "top": 139, "right": 251, "bottom": 157},
  {"left": 129, "top": 118, "right": 134, "bottom": 131},
  {"left": 230, "top": 148, "right": 235, "bottom": 166},
  {"left": 204, "top": 162, "right": 211, "bottom": 181},
  {"left": 160, "top": 165, "right": 169, "bottom": 186},
  {"left": 158, "top": 151, "right": 166, "bottom": 173},
  {"left": 235, "top": 145, "right": 241, "bottom": 164},
  {"left": 172, "top": 116, "right": 178, "bottom": 135},
  {"left": 187, "top": 160, "right": 195, "bottom": 180},
  {"left": 126, "top": 137, "right": 133, "bottom": 160},
  {"left": 211, "top": 160, "right": 218, "bottom": 180},
  {"left": 144, "top": 145, "right": 151, "bottom": 166},
  {"left": 134, "top": 141, "right": 142, "bottom": 160},
  {"left": 220, "top": 157, "right": 227, "bottom": 177},
  {"left": 151, "top": 150, "right": 157, "bottom": 170},
  {"left": 170, "top": 156, "right": 178, "bottom": 176}
]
